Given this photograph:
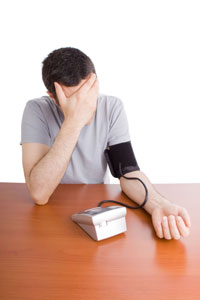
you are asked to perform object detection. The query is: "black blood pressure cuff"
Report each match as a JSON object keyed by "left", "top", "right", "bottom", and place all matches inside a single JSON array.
[{"left": 104, "top": 141, "right": 140, "bottom": 179}]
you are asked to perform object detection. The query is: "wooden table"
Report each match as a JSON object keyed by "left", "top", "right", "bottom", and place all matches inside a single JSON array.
[{"left": 0, "top": 183, "right": 199, "bottom": 300}]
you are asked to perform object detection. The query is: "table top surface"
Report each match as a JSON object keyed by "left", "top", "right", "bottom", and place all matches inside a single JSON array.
[{"left": 0, "top": 182, "right": 200, "bottom": 300}]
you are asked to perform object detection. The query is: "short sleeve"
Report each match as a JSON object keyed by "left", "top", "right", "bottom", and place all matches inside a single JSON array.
[
  {"left": 20, "top": 100, "right": 51, "bottom": 146},
  {"left": 108, "top": 98, "right": 131, "bottom": 146}
]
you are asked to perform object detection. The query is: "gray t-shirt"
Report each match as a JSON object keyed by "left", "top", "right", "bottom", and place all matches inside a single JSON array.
[{"left": 20, "top": 93, "right": 131, "bottom": 184}]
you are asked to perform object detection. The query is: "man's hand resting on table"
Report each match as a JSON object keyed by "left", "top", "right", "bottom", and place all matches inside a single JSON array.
[
  {"left": 120, "top": 170, "right": 191, "bottom": 240},
  {"left": 151, "top": 200, "right": 191, "bottom": 240}
]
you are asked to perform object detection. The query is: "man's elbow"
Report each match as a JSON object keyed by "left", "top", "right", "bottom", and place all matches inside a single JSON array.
[
  {"left": 26, "top": 177, "right": 49, "bottom": 205},
  {"left": 30, "top": 189, "right": 49, "bottom": 206},
  {"left": 33, "top": 197, "right": 49, "bottom": 206}
]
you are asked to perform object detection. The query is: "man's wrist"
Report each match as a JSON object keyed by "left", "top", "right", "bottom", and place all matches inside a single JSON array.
[
  {"left": 62, "top": 118, "right": 83, "bottom": 132},
  {"left": 144, "top": 193, "right": 170, "bottom": 215}
]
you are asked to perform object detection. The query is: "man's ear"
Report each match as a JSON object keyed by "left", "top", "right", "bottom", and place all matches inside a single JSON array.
[{"left": 46, "top": 91, "right": 57, "bottom": 105}]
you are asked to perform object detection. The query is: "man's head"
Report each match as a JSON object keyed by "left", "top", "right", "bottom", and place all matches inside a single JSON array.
[{"left": 42, "top": 47, "right": 96, "bottom": 106}]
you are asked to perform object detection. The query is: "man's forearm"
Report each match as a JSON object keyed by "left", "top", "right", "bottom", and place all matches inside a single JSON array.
[
  {"left": 120, "top": 170, "right": 170, "bottom": 215},
  {"left": 29, "top": 119, "right": 82, "bottom": 205}
]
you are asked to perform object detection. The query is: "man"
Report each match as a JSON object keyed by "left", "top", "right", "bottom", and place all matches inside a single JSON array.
[{"left": 20, "top": 47, "right": 191, "bottom": 240}]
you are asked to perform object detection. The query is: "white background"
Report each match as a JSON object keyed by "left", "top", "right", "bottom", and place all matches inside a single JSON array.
[{"left": 0, "top": 0, "right": 199, "bottom": 184}]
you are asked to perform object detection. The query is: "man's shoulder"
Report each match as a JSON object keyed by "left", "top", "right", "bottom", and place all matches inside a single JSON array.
[
  {"left": 24, "top": 96, "right": 57, "bottom": 118},
  {"left": 99, "top": 93, "right": 122, "bottom": 102},
  {"left": 98, "top": 93, "right": 123, "bottom": 108},
  {"left": 25, "top": 95, "right": 52, "bottom": 108}
]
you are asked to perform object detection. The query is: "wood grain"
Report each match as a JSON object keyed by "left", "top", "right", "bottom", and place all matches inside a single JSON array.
[{"left": 0, "top": 183, "right": 199, "bottom": 300}]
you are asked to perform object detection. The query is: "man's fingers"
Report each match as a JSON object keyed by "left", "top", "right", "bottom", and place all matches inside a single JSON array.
[
  {"left": 179, "top": 208, "right": 191, "bottom": 228},
  {"left": 54, "top": 82, "right": 67, "bottom": 107},
  {"left": 152, "top": 212, "right": 163, "bottom": 238},
  {"left": 155, "top": 222, "right": 163, "bottom": 239},
  {"left": 77, "top": 73, "right": 97, "bottom": 96},
  {"left": 162, "top": 216, "right": 172, "bottom": 240},
  {"left": 168, "top": 215, "right": 180, "bottom": 240},
  {"left": 176, "top": 216, "right": 190, "bottom": 237},
  {"left": 89, "top": 78, "right": 99, "bottom": 99},
  {"left": 91, "top": 76, "right": 99, "bottom": 90}
]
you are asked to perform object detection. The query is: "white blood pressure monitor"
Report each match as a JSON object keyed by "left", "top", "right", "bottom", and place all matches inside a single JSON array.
[{"left": 72, "top": 206, "right": 127, "bottom": 241}]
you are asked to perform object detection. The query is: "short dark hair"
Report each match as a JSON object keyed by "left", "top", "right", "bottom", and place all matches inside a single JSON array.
[{"left": 42, "top": 47, "right": 96, "bottom": 105}]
